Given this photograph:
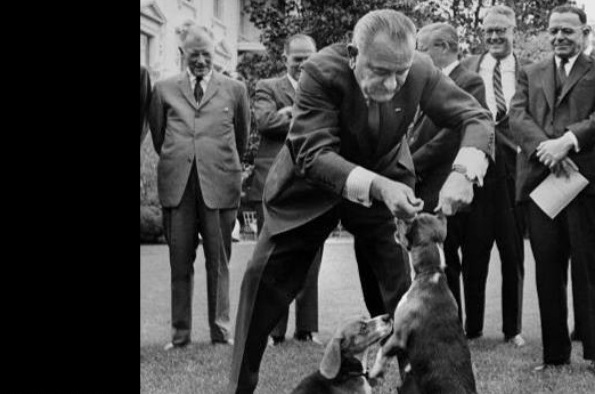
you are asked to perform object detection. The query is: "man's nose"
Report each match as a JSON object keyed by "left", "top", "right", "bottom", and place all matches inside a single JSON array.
[
  {"left": 489, "top": 32, "right": 499, "bottom": 40},
  {"left": 383, "top": 75, "right": 397, "bottom": 91}
]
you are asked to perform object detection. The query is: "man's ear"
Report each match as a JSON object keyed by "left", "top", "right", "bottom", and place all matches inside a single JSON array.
[
  {"left": 347, "top": 44, "right": 358, "bottom": 58},
  {"left": 347, "top": 44, "right": 358, "bottom": 69}
]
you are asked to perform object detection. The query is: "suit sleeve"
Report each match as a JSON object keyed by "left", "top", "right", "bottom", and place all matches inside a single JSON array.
[
  {"left": 509, "top": 67, "right": 550, "bottom": 157},
  {"left": 148, "top": 81, "right": 165, "bottom": 155},
  {"left": 413, "top": 74, "right": 487, "bottom": 175},
  {"left": 287, "top": 67, "right": 357, "bottom": 195},
  {"left": 567, "top": 112, "right": 595, "bottom": 151},
  {"left": 421, "top": 70, "right": 494, "bottom": 161},
  {"left": 234, "top": 83, "right": 250, "bottom": 160},
  {"left": 140, "top": 66, "right": 152, "bottom": 145},
  {"left": 253, "top": 80, "right": 290, "bottom": 139}
]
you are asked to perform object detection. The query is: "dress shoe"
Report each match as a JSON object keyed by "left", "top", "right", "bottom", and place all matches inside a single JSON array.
[
  {"left": 164, "top": 341, "right": 189, "bottom": 351},
  {"left": 570, "top": 330, "right": 582, "bottom": 342},
  {"left": 533, "top": 360, "right": 570, "bottom": 372},
  {"left": 466, "top": 331, "right": 482, "bottom": 341},
  {"left": 271, "top": 335, "right": 285, "bottom": 346},
  {"left": 211, "top": 338, "right": 234, "bottom": 346},
  {"left": 294, "top": 331, "right": 323, "bottom": 345},
  {"left": 505, "top": 334, "right": 526, "bottom": 348}
]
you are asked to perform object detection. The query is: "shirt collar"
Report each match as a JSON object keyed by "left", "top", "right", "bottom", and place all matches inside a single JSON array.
[
  {"left": 286, "top": 73, "right": 298, "bottom": 90},
  {"left": 442, "top": 60, "right": 460, "bottom": 76},
  {"left": 555, "top": 53, "right": 580, "bottom": 71},
  {"left": 186, "top": 68, "right": 213, "bottom": 86},
  {"left": 487, "top": 52, "right": 515, "bottom": 69}
]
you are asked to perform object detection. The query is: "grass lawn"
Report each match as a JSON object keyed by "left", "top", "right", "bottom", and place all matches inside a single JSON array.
[{"left": 141, "top": 239, "right": 594, "bottom": 393}]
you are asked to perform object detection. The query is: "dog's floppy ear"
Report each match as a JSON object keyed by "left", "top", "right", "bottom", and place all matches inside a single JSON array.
[
  {"left": 434, "top": 212, "right": 447, "bottom": 242},
  {"left": 394, "top": 218, "right": 411, "bottom": 249},
  {"left": 319, "top": 337, "right": 342, "bottom": 379}
]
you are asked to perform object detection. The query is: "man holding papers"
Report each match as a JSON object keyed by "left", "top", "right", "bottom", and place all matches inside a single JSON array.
[{"left": 509, "top": 4, "right": 594, "bottom": 372}]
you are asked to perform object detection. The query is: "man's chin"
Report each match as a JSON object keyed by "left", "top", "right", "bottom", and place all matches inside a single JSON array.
[{"left": 368, "top": 92, "right": 396, "bottom": 103}]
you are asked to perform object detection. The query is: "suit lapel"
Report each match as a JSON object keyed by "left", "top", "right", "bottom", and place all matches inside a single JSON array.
[
  {"left": 543, "top": 57, "right": 557, "bottom": 111},
  {"left": 178, "top": 72, "right": 199, "bottom": 110},
  {"left": 198, "top": 71, "right": 221, "bottom": 109},
  {"left": 557, "top": 54, "right": 591, "bottom": 105},
  {"left": 280, "top": 76, "right": 295, "bottom": 106}
]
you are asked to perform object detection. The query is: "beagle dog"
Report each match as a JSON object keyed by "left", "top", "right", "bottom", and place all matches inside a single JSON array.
[
  {"left": 290, "top": 314, "right": 393, "bottom": 394},
  {"left": 369, "top": 213, "right": 477, "bottom": 394}
]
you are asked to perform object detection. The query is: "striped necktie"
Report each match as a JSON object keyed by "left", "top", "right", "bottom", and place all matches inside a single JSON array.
[{"left": 493, "top": 60, "right": 507, "bottom": 122}]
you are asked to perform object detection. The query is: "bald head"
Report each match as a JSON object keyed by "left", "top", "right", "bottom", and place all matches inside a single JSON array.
[{"left": 417, "top": 22, "right": 459, "bottom": 68}]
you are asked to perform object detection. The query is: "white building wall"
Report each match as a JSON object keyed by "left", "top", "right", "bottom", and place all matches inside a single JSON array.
[{"left": 141, "top": 0, "right": 261, "bottom": 82}]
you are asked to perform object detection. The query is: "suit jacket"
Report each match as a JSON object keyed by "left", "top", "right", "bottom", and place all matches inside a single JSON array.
[
  {"left": 460, "top": 53, "right": 532, "bottom": 179},
  {"left": 140, "top": 65, "right": 152, "bottom": 144},
  {"left": 510, "top": 53, "right": 595, "bottom": 201},
  {"left": 148, "top": 71, "right": 251, "bottom": 209},
  {"left": 409, "top": 63, "right": 487, "bottom": 210},
  {"left": 246, "top": 75, "right": 294, "bottom": 202},
  {"left": 262, "top": 44, "right": 494, "bottom": 235}
]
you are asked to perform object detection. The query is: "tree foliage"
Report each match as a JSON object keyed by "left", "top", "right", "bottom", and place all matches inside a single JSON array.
[{"left": 243, "top": 0, "right": 577, "bottom": 76}]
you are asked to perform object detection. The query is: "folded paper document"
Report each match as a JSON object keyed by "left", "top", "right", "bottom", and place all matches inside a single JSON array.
[{"left": 530, "top": 168, "right": 589, "bottom": 219}]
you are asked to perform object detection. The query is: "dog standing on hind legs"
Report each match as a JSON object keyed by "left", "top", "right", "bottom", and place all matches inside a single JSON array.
[
  {"left": 369, "top": 213, "right": 477, "bottom": 394},
  {"left": 290, "top": 314, "right": 393, "bottom": 394}
]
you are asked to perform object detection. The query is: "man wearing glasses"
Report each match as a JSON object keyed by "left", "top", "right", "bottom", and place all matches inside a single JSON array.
[{"left": 459, "top": 4, "right": 529, "bottom": 347}]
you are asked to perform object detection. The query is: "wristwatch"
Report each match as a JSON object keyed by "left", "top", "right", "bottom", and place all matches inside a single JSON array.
[{"left": 451, "top": 164, "right": 479, "bottom": 185}]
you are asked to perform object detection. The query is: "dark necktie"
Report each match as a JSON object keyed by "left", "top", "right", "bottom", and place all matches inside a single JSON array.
[
  {"left": 557, "top": 57, "right": 569, "bottom": 87},
  {"left": 493, "top": 60, "right": 507, "bottom": 122},
  {"left": 194, "top": 76, "right": 204, "bottom": 104},
  {"left": 368, "top": 100, "right": 381, "bottom": 144}
]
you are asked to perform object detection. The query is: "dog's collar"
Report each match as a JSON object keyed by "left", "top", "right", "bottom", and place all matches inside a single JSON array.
[
  {"left": 323, "top": 357, "right": 367, "bottom": 383},
  {"left": 414, "top": 266, "right": 444, "bottom": 279}
]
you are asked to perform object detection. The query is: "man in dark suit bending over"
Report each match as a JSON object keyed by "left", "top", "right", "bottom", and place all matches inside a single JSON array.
[{"left": 228, "top": 10, "right": 495, "bottom": 393}]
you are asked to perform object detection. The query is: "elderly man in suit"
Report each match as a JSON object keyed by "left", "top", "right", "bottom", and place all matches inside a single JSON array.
[
  {"left": 148, "top": 24, "right": 250, "bottom": 350},
  {"left": 228, "top": 10, "right": 495, "bottom": 394},
  {"left": 247, "top": 34, "right": 323, "bottom": 346},
  {"left": 457, "top": 4, "right": 528, "bottom": 347},
  {"left": 510, "top": 5, "right": 595, "bottom": 372},
  {"left": 407, "top": 22, "right": 487, "bottom": 325},
  {"left": 140, "top": 65, "right": 152, "bottom": 145}
]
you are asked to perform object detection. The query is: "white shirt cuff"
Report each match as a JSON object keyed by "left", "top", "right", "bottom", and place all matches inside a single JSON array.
[
  {"left": 564, "top": 131, "right": 580, "bottom": 152},
  {"left": 452, "top": 147, "right": 489, "bottom": 187},
  {"left": 342, "top": 166, "right": 377, "bottom": 207}
]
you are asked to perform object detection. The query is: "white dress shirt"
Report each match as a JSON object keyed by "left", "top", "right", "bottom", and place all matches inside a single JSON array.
[
  {"left": 287, "top": 73, "right": 298, "bottom": 90},
  {"left": 479, "top": 53, "right": 516, "bottom": 121},
  {"left": 187, "top": 68, "right": 212, "bottom": 101}
]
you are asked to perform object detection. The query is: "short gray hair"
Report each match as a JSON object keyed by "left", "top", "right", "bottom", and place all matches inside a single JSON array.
[
  {"left": 418, "top": 22, "right": 459, "bottom": 53},
  {"left": 483, "top": 4, "right": 516, "bottom": 28},
  {"left": 177, "top": 22, "right": 215, "bottom": 44},
  {"left": 352, "top": 9, "right": 416, "bottom": 51}
]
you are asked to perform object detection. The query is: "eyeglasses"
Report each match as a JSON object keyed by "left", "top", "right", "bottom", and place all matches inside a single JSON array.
[{"left": 482, "top": 28, "right": 508, "bottom": 36}]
